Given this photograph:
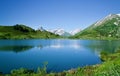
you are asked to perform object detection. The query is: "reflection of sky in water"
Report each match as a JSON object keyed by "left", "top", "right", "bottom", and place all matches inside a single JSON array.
[
  {"left": 46, "top": 43, "right": 81, "bottom": 49},
  {"left": 49, "top": 44, "right": 62, "bottom": 48},
  {"left": 35, "top": 40, "right": 82, "bottom": 49},
  {"left": 0, "top": 39, "right": 120, "bottom": 73}
]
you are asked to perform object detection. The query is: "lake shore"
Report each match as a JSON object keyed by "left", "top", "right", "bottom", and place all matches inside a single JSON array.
[{"left": 2, "top": 50, "right": 120, "bottom": 76}]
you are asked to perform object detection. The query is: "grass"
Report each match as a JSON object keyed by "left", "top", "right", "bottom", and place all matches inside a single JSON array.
[
  {"left": 70, "top": 17, "right": 120, "bottom": 40},
  {"left": 1, "top": 50, "right": 120, "bottom": 76},
  {"left": 0, "top": 24, "right": 61, "bottom": 39}
]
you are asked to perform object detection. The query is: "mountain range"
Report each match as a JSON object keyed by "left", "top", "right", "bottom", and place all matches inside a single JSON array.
[
  {"left": 71, "top": 13, "right": 120, "bottom": 39},
  {"left": 0, "top": 13, "right": 120, "bottom": 40},
  {"left": 48, "top": 28, "right": 71, "bottom": 37},
  {"left": 48, "top": 28, "right": 81, "bottom": 37}
]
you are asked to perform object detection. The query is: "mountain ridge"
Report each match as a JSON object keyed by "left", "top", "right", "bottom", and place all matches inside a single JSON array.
[
  {"left": 48, "top": 28, "right": 71, "bottom": 37},
  {"left": 71, "top": 13, "right": 120, "bottom": 40}
]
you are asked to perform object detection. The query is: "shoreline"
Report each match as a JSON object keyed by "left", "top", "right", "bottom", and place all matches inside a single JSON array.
[{"left": 1, "top": 50, "right": 120, "bottom": 76}]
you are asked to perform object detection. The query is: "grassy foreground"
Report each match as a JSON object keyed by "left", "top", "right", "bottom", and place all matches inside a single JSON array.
[{"left": 1, "top": 50, "right": 120, "bottom": 76}]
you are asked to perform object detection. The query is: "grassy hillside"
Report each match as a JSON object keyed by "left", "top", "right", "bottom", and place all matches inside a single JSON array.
[
  {"left": 0, "top": 24, "right": 61, "bottom": 39},
  {"left": 70, "top": 15, "right": 120, "bottom": 40}
]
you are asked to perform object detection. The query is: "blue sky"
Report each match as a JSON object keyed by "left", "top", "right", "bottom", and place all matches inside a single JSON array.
[{"left": 0, "top": 0, "right": 120, "bottom": 32}]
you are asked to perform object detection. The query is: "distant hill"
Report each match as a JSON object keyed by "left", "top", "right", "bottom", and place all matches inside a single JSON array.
[
  {"left": 70, "top": 14, "right": 120, "bottom": 40},
  {"left": 0, "top": 24, "right": 61, "bottom": 39}
]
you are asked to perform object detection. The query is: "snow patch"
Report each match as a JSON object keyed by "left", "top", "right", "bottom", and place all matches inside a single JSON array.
[
  {"left": 48, "top": 28, "right": 71, "bottom": 36},
  {"left": 94, "top": 14, "right": 119, "bottom": 26},
  {"left": 117, "top": 14, "right": 120, "bottom": 16},
  {"left": 70, "top": 29, "right": 81, "bottom": 35},
  {"left": 114, "top": 22, "right": 119, "bottom": 26}
]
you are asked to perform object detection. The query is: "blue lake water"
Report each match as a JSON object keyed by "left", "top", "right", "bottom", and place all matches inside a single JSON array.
[{"left": 0, "top": 39, "right": 120, "bottom": 73}]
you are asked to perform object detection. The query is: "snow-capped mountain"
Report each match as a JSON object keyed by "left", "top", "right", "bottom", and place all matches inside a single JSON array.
[
  {"left": 49, "top": 28, "right": 71, "bottom": 36},
  {"left": 72, "top": 13, "right": 120, "bottom": 39},
  {"left": 70, "top": 29, "right": 81, "bottom": 35},
  {"left": 94, "top": 14, "right": 120, "bottom": 27},
  {"left": 117, "top": 14, "right": 120, "bottom": 16},
  {"left": 51, "top": 28, "right": 65, "bottom": 35}
]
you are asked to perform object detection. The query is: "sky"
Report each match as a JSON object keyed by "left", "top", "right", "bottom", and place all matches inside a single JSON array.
[{"left": 0, "top": 0, "right": 120, "bottom": 32}]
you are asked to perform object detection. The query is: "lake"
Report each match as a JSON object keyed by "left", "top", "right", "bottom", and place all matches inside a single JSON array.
[{"left": 0, "top": 39, "right": 120, "bottom": 73}]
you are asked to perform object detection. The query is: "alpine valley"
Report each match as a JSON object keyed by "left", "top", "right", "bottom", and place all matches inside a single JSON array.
[{"left": 1, "top": 14, "right": 120, "bottom": 40}]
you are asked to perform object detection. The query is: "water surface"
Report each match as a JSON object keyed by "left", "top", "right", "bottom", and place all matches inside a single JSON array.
[{"left": 0, "top": 39, "right": 119, "bottom": 73}]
